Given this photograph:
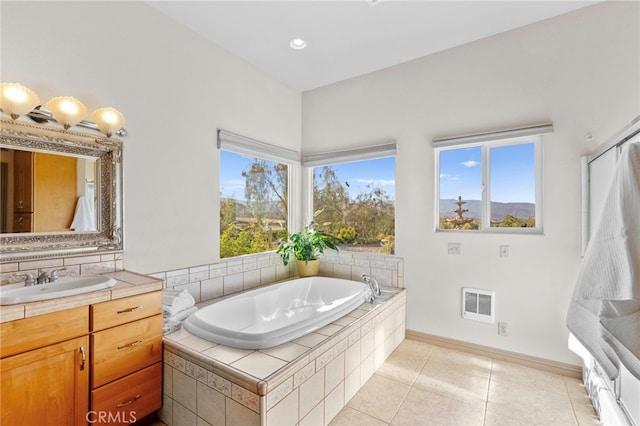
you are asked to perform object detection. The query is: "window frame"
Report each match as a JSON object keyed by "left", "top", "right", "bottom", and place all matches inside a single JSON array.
[
  {"left": 302, "top": 142, "right": 397, "bottom": 253},
  {"left": 435, "top": 135, "right": 543, "bottom": 234},
  {"left": 217, "top": 130, "right": 301, "bottom": 259}
]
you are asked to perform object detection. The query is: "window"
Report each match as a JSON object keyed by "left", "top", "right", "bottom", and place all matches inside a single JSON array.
[
  {"left": 306, "top": 144, "right": 396, "bottom": 254},
  {"left": 436, "top": 135, "right": 542, "bottom": 232},
  {"left": 218, "top": 130, "right": 298, "bottom": 258}
]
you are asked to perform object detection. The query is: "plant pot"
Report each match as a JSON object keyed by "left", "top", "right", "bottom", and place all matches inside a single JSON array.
[{"left": 296, "top": 259, "right": 320, "bottom": 277}]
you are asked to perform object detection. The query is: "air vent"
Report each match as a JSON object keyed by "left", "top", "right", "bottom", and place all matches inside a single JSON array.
[{"left": 462, "top": 287, "right": 495, "bottom": 323}]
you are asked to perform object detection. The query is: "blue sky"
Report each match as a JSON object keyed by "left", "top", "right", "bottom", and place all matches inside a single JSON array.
[
  {"left": 439, "top": 143, "right": 535, "bottom": 203},
  {"left": 220, "top": 150, "right": 251, "bottom": 199},
  {"left": 220, "top": 151, "right": 396, "bottom": 200},
  {"left": 222, "top": 145, "right": 534, "bottom": 204}
]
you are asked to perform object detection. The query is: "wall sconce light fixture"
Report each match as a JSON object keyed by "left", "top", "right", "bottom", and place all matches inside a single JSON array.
[
  {"left": 0, "top": 83, "right": 41, "bottom": 119},
  {"left": 0, "top": 82, "right": 126, "bottom": 137},
  {"left": 91, "top": 107, "right": 125, "bottom": 138},
  {"left": 46, "top": 96, "right": 88, "bottom": 129}
]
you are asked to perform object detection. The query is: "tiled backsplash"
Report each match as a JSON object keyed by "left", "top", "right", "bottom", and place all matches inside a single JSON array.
[
  {"left": 0, "top": 251, "right": 125, "bottom": 285},
  {"left": 151, "top": 251, "right": 404, "bottom": 303},
  {"left": 0, "top": 249, "right": 403, "bottom": 298}
]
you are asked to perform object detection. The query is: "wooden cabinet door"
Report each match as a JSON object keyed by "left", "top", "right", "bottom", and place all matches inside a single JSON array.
[
  {"left": 13, "top": 149, "right": 33, "bottom": 213},
  {"left": 1, "top": 335, "right": 89, "bottom": 426},
  {"left": 12, "top": 212, "right": 33, "bottom": 233}
]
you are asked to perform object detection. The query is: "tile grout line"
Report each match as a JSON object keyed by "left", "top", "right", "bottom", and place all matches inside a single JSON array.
[
  {"left": 482, "top": 358, "right": 495, "bottom": 426},
  {"left": 562, "top": 375, "right": 582, "bottom": 426}
]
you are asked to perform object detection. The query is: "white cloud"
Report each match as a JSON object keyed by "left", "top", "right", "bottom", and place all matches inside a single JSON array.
[
  {"left": 221, "top": 179, "right": 245, "bottom": 195},
  {"left": 440, "top": 174, "right": 460, "bottom": 181},
  {"left": 354, "top": 178, "right": 395, "bottom": 186},
  {"left": 461, "top": 160, "right": 480, "bottom": 168}
]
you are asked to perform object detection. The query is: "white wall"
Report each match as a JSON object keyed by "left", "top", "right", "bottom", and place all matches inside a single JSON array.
[
  {"left": 301, "top": 1, "right": 639, "bottom": 364},
  {"left": 1, "top": 1, "right": 301, "bottom": 273}
]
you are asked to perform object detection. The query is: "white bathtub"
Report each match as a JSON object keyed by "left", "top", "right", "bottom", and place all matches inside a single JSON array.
[{"left": 184, "top": 276, "right": 371, "bottom": 349}]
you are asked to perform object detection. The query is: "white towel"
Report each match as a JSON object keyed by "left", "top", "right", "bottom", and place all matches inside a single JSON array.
[
  {"left": 70, "top": 196, "right": 96, "bottom": 231},
  {"left": 164, "top": 306, "right": 198, "bottom": 323},
  {"left": 567, "top": 141, "right": 640, "bottom": 380},
  {"left": 573, "top": 141, "right": 640, "bottom": 301},
  {"left": 163, "top": 289, "right": 196, "bottom": 317},
  {"left": 163, "top": 321, "right": 182, "bottom": 335},
  {"left": 162, "top": 305, "right": 198, "bottom": 336}
]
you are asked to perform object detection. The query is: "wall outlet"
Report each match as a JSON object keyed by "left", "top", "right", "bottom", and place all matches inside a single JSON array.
[
  {"left": 498, "top": 322, "right": 508, "bottom": 336},
  {"left": 448, "top": 243, "right": 461, "bottom": 255},
  {"left": 499, "top": 245, "right": 509, "bottom": 258}
]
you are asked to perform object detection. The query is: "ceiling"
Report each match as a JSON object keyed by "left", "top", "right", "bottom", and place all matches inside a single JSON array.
[{"left": 147, "top": 0, "right": 601, "bottom": 92}]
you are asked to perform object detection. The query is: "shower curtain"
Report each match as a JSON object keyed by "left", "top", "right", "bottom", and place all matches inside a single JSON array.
[{"left": 567, "top": 141, "right": 640, "bottom": 381}]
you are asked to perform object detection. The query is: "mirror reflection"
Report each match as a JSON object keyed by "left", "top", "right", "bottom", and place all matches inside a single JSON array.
[{"left": 0, "top": 148, "right": 98, "bottom": 234}]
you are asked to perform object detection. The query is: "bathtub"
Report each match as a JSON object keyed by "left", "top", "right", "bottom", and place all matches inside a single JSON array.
[{"left": 183, "top": 276, "right": 371, "bottom": 349}]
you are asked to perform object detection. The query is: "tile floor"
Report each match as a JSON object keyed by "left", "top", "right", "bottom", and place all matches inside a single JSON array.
[
  {"left": 151, "top": 338, "right": 600, "bottom": 426},
  {"left": 329, "top": 339, "right": 600, "bottom": 426}
]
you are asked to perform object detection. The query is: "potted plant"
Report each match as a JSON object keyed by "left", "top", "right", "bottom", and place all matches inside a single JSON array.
[{"left": 276, "top": 220, "right": 339, "bottom": 277}]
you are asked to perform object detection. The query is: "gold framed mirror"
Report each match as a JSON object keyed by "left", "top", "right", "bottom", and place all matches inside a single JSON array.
[{"left": 0, "top": 118, "right": 123, "bottom": 260}]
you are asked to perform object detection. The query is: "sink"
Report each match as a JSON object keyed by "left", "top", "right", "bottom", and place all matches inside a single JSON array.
[{"left": 0, "top": 275, "right": 117, "bottom": 305}]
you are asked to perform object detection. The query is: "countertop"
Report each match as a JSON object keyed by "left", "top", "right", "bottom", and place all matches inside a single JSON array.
[{"left": 0, "top": 270, "right": 163, "bottom": 323}]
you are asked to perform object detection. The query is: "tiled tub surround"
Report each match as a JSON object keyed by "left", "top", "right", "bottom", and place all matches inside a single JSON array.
[
  {"left": 161, "top": 289, "right": 407, "bottom": 426},
  {"left": 150, "top": 251, "right": 404, "bottom": 306}
]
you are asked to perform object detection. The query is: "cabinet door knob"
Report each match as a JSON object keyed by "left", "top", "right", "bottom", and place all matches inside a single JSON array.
[{"left": 116, "top": 394, "right": 142, "bottom": 408}]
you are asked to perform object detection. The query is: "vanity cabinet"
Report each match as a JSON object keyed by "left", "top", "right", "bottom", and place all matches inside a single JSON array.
[
  {"left": 0, "top": 277, "right": 163, "bottom": 425},
  {"left": 0, "top": 306, "right": 89, "bottom": 426},
  {"left": 89, "top": 291, "right": 163, "bottom": 423}
]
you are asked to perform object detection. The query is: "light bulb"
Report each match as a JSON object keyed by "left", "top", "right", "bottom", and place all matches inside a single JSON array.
[
  {"left": 46, "top": 96, "right": 87, "bottom": 129},
  {"left": 0, "top": 83, "right": 40, "bottom": 119},
  {"left": 91, "top": 107, "right": 125, "bottom": 137}
]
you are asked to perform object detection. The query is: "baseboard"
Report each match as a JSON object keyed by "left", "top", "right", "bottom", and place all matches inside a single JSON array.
[{"left": 406, "top": 329, "right": 582, "bottom": 378}]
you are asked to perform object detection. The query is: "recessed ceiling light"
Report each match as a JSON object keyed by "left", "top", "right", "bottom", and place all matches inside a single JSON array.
[{"left": 289, "top": 38, "right": 307, "bottom": 50}]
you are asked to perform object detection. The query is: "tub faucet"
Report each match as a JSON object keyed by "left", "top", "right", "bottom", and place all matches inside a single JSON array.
[{"left": 361, "top": 273, "right": 381, "bottom": 302}]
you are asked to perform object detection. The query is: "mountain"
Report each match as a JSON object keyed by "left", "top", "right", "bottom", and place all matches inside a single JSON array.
[{"left": 439, "top": 199, "right": 534, "bottom": 221}]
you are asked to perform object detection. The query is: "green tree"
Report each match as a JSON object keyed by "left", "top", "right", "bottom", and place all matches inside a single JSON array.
[
  {"left": 220, "top": 157, "right": 288, "bottom": 258},
  {"left": 313, "top": 167, "right": 350, "bottom": 235},
  {"left": 242, "top": 160, "right": 287, "bottom": 222},
  {"left": 220, "top": 220, "right": 275, "bottom": 258},
  {"left": 345, "top": 186, "right": 395, "bottom": 241},
  {"left": 494, "top": 214, "right": 526, "bottom": 228},
  {"left": 220, "top": 197, "right": 236, "bottom": 233},
  {"left": 337, "top": 226, "right": 357, "bottom": 243}
]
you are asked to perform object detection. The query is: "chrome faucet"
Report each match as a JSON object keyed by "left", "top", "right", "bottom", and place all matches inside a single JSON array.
[
  {"left": 21, "top": 272, "right": 36, "bottom": 286},
  {"left": 361, "top": 273, "right": 381, "bottom": 303},
  {"left": 37, "top": 269, "right": 49, "bottom": 284},
  {"left": 49, "top": 268, "right": 65, "bottom": 283},
  {"left": 35, "top": 268, "right": 65, "bottom": 284}
]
